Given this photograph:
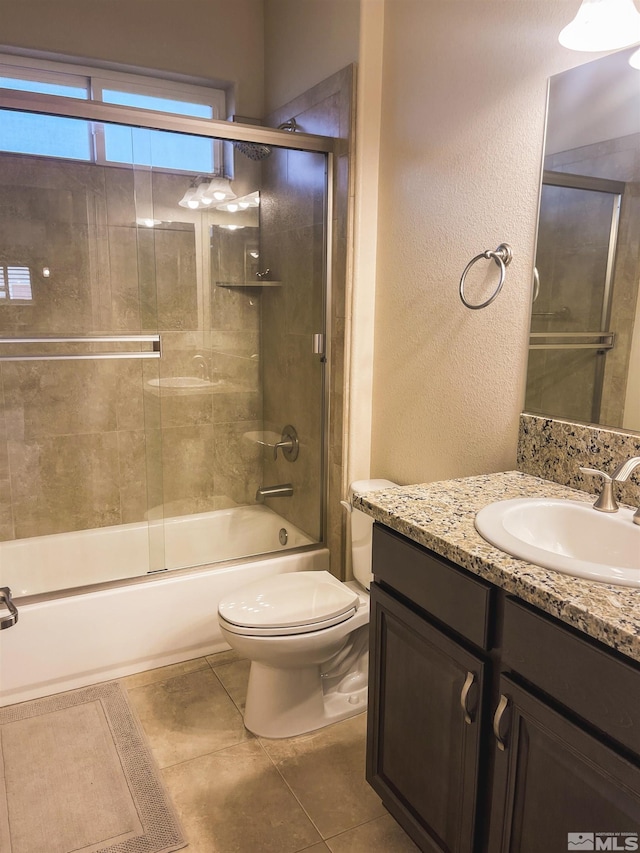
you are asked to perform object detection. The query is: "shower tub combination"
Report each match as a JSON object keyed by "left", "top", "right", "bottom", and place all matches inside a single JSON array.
[
  {"left": 0, "top": 505, "right": 328, "bottom": 707},
  {"left": 0, "top": 82, "right": 335, "bottom": 709}
]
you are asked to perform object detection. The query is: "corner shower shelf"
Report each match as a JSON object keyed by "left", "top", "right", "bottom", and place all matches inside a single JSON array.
[{"left": 216, "top": 281, "right": 282, "bottom": 288}]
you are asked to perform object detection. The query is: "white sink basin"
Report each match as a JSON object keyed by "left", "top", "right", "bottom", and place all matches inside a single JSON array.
[{"left": 475, "top": 498, "right": 640, "bottom": 587}]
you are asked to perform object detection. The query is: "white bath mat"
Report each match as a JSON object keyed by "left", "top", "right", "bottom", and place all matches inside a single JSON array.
[{"left": 0, "top": 680, "right": 186, "bottom": 853}]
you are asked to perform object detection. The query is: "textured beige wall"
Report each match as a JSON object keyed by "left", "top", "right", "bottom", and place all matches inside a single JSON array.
[
  {"left": 263, "top": 0, "right": 360, "bottom": 114},
  {"left": 367, "top": 0, "right": 608, "bottom": 486},
  {"left": 0, "top": 0, "right": 265, "bottom": 116}
]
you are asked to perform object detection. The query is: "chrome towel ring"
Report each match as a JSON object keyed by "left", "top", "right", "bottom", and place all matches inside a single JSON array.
[{"left": 459, "top": 243, "right": 513, "bottom": 309}]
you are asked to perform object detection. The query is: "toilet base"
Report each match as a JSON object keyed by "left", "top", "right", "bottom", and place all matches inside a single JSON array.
[{"left": 243, "top": 657, "right": 368, "bottom": 738}]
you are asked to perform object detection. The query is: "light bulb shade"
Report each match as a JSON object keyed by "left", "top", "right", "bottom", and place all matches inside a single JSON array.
[
  {"left": 559, "top": 0, "right": 640, "bottom": 51},
  {"left": 178, "top": 186, "right": 198, "bottom": 208},
  {"left": 630, "top": 46, "right": 640, "bottom": 67},
  {"left": 193, "top": 182, "right": 214, "bottom": 206},
  {"left": 201, "top": 177, "right": 236, "bottom": 203}
]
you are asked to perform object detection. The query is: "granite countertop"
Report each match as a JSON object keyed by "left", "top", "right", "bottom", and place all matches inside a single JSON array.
[{"left": 352, "top": 470, "right": 640, "bottom": 664}]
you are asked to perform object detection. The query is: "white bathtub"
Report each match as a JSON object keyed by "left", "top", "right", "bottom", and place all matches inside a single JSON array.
[
  {"left": 0, "top": 504, "right": 315, "bottom": 597},
  {"left": 0, "top": 506, "right": 328, "bottom": 707}
]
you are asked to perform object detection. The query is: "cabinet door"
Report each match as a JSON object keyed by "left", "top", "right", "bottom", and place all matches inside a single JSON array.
[
  {"left": 367, "top": 583, "right": 485, "bottom": 853},
  {"left": 488, "top": 676, "right": 640, "bottom": 853}
]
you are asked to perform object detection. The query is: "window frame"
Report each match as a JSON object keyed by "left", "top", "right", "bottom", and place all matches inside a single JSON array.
[{"left": 0, "top": 53, "right": 226, "bottom": 174}]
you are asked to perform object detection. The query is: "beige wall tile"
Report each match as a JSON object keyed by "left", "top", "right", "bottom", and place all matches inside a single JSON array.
[{"left": 8, "top": 432, "right": 121, "bottom": 537}]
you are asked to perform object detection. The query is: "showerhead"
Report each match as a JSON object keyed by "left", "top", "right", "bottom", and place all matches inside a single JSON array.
[
  {"left": 232, "top": 141, "right": 273, "bottom": 161},
  {"left": 232, "top": 118, "right": 298, "bottom": 161}
]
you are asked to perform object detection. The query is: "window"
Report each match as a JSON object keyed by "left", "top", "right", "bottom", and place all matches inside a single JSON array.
[
  {"left": 0, "top": 55, "right": 225, "bottom": 174},
  {"left": 0, "top": 266, "right": 33, "bottom": 302}
]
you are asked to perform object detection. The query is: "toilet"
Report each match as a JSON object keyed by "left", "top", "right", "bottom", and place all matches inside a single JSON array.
[{"left": 217, "top": 478, "right": 397, "bottom": 738}]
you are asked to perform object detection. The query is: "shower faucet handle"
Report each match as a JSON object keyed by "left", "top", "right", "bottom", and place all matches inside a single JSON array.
[{"left": 273, "top": 425, "right": 299, "bottom": 462}]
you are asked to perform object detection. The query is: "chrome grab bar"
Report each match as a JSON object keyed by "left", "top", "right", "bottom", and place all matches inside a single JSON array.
[
  {"left": 0, "top": 587, "right": 18, "bottom": 630},
  {"left": 528, "top": 331, "right": 614, "bottom": 351},
  {"left": 531, "top": 306, "right": 570, "bottom": 319},
  {"left": 0, "top": 335, "right": 162, "bottom": 361}
]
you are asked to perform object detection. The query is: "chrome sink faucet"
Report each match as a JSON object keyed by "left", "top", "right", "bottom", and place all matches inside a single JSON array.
[{"left": 580, "top": 457, "right": 640, "bottom": 523}]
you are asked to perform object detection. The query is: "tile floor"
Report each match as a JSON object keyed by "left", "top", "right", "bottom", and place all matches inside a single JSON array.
[{"left": 120, "top": 650, "right": 419, "bottom": 853}]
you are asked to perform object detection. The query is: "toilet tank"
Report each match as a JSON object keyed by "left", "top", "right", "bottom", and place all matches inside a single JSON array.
[{"left": 348, "top": 479, "right": 397, "bottom": 590}]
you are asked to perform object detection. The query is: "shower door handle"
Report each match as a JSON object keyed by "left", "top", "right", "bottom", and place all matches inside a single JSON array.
[
  {"left": 0, "top": 335, "right": 162, "bottom": 361},
  {"left": 0, "top": 587, "right": 18, "bottom": 629},
  {"left": 312, "top": 333, "right": 325, "bottom": 356}
]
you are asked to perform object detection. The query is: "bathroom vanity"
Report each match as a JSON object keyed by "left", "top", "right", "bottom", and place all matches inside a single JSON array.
[{"left": 355, "top": 472, "right": 640, "bottom": 853}]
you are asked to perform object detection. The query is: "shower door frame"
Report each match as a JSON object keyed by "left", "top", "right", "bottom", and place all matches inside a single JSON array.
[
  {"left": 529, "top": 170, "right": 624, "bottom": 425},
  {"left": 0, "top": 86, "right": 336, "bottom": 570}
]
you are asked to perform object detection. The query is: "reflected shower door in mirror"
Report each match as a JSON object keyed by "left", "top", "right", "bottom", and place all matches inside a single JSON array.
[
  {"left": 0, "top": 100, "right": 329, "bottom": 597},
  {"left": 524, "top": 47, "right": 640, "bottom": 433},
  {"left": 526, "top": 172, "right": 622, "bottom": 425}
]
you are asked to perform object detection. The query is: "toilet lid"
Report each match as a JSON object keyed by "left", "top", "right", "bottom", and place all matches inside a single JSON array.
[{"left": 218, "top": 571, "right": 360, "bottom": 630}]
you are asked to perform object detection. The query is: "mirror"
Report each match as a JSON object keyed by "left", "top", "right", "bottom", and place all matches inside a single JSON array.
[{"left": 524, "top": 47, "right": 640, "bottom": 433}]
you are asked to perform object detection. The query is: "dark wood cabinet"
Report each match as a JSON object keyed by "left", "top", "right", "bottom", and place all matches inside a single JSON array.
[
  {"left": 488, "top": 675, "right": 640, "bottom": 853},
  {"left": 368, "top": 522, "right": 640, "bottom": 853},
  {"left": 367, "top": 582, "right": 485, "bottom": 852}
]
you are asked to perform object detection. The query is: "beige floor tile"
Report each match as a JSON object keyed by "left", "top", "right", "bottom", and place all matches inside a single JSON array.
[
  {"left": 127, "top": 666, "right": 251, "bottom": 768},
  {"left": 213, "top": 658, "right": 251, "bottom": 712},
  {"left": 162, "top": 740, "right": 323, "bottom": 853},
  {"left": 206, "top": 648, "right": 244, "bottom": 668},
  {"left": 260, "top": 712, "right": 386, "bottom": 839},
  {"left": 119, "top": 656, "right": 209, "bottom": 690},
  {"left": 326, "top": 814, "right": 419, "bottom": 852}
]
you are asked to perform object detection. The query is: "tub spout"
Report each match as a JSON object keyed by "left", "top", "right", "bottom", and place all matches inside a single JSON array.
[{"left": 256, "top": 484, "right": 294, "bottom": 501}]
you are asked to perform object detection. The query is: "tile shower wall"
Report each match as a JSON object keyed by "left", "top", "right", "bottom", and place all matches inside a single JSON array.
[
  {"left": 263, "top": 66, "right": 355, "bottom": 571},
  {"left": 259, "top": 147, "right": 325, "bottom": 542},
  {"left": 0, "top": 154, "right": 262, "bottom": 542}
]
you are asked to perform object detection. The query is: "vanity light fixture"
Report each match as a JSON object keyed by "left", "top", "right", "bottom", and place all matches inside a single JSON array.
[
  {"left": 558, "top": 0, "right": 640, "bottom": 51},
  {"left": 630, "top": 46, "right": 640, "bottom": 67}
]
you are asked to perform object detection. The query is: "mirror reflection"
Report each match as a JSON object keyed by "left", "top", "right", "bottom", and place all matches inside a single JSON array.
[{"left": 525, "top": 47, "right": 640, "bottom": 432}]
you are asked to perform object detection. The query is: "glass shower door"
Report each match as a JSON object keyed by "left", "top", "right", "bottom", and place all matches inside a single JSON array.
[
  {"left": 0, "top": 108, "right": 164, "bottom": 596},
  {"left": 0, "top": 96, "right": 332, "bottom": 591}
]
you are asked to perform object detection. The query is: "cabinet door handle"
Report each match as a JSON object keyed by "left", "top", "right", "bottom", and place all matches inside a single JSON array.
[
  {"left": 460, "top": 671, "right": 478, "bottom": 724},
  {"left": 493, "top": 694, "right": 511, "bottom": 751}
]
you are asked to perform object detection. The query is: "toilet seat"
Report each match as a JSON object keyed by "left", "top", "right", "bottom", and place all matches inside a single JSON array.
[{"left": 218, "top": 571, "right": 360, "bottom": 637}]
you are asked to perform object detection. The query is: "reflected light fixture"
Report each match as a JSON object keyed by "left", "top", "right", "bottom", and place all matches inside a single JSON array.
[
  {"left": 202, "top": 176, "right": 236, "bottom": 203},
  {"left": 178, "top": 183, "right": 200, "bottom": 209},
  {"left": 558, "top": 0, "right": 640, "bottom": 50},
  {"left": 216, "top": 191, "right": 260, "bottom": 213},
  {"left": 630, "top": 46, "right": 640, "bottom": 66}
]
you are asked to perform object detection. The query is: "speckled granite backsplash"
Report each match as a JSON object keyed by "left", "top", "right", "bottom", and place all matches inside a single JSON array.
[{"left": 518, "top": 414, "right": 640, "bottom": 508}]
